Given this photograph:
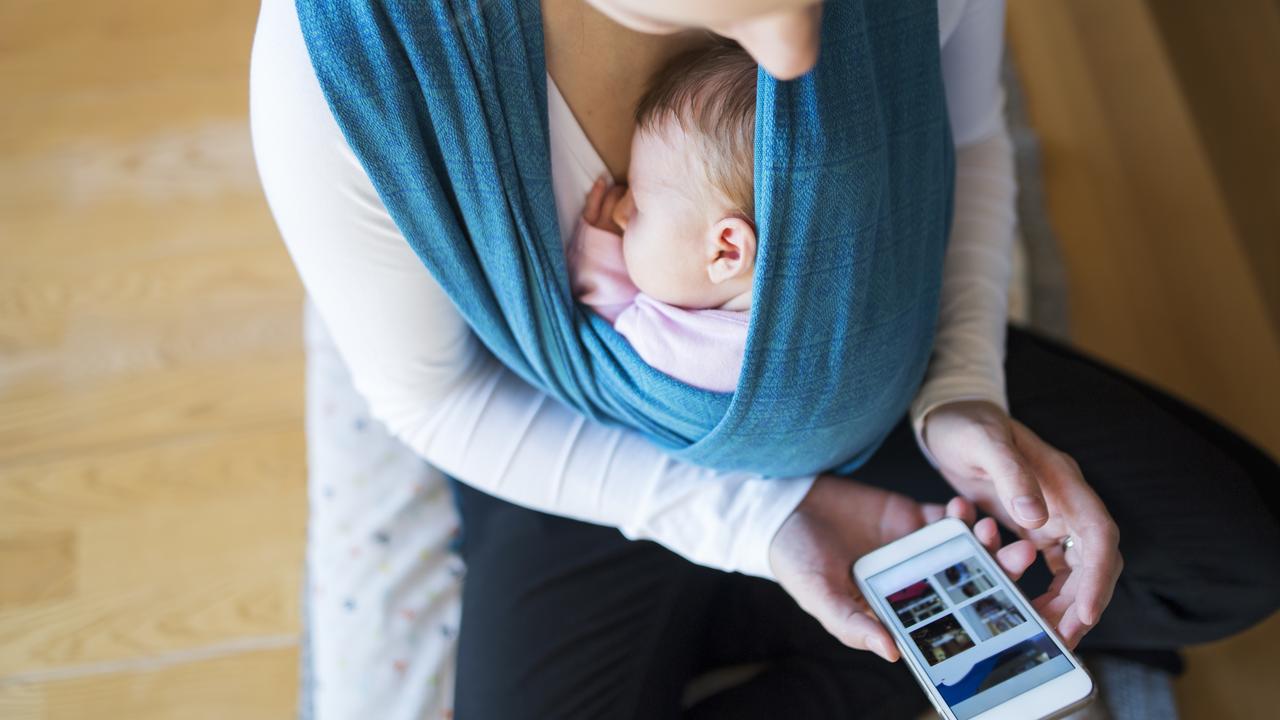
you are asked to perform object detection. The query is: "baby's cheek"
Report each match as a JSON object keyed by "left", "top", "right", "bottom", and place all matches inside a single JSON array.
[
  {"left": 621, "top": 236, "right": 660, "bottom": 291},
  {"left": 629, "top": 244, "right": 698, "bottom": 306},
  {"left": 621, "top": 237, "right": 658, "bottom": 289}
]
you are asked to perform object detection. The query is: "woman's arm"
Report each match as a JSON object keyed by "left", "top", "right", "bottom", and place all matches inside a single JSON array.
[
  {"left": 249, "top": 0, "right": 813, "bottom": 580},
  {"left": 910, "top": 0, "right": 1016, "bottom": 454},
  {"left": 916, "top": 0, "right": 1123, "bottom": 644}
]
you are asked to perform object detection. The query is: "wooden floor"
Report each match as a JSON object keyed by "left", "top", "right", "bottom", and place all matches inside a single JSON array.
[
  {"left": 0, "top": 1, "right": 307, "bottom": 717},
  {"left": 1009, "top": 2, "right": 1280, "bottom": 718},
  {"left": 0, "top": 1, "right": 1275, "bottom": 718}
]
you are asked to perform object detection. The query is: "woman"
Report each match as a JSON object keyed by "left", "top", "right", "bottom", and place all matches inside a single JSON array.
[{"left": 250, "top": 0, "right": 1280, "bottom": 717}]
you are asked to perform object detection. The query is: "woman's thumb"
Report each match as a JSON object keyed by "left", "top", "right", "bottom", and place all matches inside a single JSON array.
[
  {"left": 983, "top": 441, "right": 1048, "bottom": 529},
  {"left": 810, "top": 585, "right": 898, "bottom": 661}
]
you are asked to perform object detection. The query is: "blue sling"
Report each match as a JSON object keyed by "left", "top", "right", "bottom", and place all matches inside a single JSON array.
[{"left": 296, "top": 0, "right": 954, "bottom": 476}]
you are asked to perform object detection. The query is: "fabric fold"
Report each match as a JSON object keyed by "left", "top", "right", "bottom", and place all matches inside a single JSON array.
[{"left": 295, "top": 0, "right": 954, "bottom": 476}]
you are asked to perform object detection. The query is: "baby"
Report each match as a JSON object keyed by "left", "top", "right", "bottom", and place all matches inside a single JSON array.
[{"left": 569, "top": 42, "right": 758, "bottom": 393}]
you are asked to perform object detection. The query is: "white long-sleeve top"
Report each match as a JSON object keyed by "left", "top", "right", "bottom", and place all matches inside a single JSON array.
[{"left": 249, "top": 0, "right": 1016, "bottom": 581}]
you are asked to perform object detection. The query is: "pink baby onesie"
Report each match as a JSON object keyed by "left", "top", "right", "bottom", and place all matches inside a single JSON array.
[{"left": 569, "top": 222, "right": 749, "bottom": 393}]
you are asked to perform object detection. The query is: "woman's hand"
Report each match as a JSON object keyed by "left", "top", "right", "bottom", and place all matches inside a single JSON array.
[
  {"left": 582, "top": 177, "right": 627, "bottom": 235},
  {"left": 922, "top": 400, "right": 1123, "bottom": 647},
  {"left": 769, "top": 477, "right": 1037, "bottom": 661}
]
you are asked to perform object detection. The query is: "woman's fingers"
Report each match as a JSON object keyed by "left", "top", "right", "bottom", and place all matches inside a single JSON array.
[
  {"left": 1056, "top": 596, "right": 1092, "bottom": 648},
  {"left": 1031, "top": 593, "right": 1053, "bottom": 619},
  {"left": 968, "top": 514, "right": 1035, "bottom": 582},
  {"left": 1032, "top": 569, "right": 1095, "bottom": 648},
  {"left": 942, "top": 502, "right": 1035, "bottom": 582},
  {"left": 945, "top": 496, "right": 977, "bottom": 526},
  {"left": 978, "top": 431, "right": 1049, "bottom": 530},
  {"left": 973, "top": 516, "right": 999, "bottom": 549},
  {"left": 844, "top": 610, "right": 898, "bottom": 662},
  {"left": 808, "top": 582, "right": 898, "bottom": 661},
  {"left": 1065, "top": 490, "right": 1121, "bottom": 627},
  {"left": 1032, "top": 574, "right": 1077, "bottom": 643},
  {"left": 1072, "top": 520, "right": 1122, "bottom": 626},
  {"left": 924, "top": 496, "right": 975, "bottom": 526},
  {"left": 1011, "top": 420, "right": 1122, "bottom": 627},
  {"left": 994, "top": 538, "right": 1036, "bottom": 581}
]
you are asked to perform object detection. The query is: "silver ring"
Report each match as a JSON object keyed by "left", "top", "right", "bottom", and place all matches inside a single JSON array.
[{"left": 1061, "top": 536, "right": 1076, "bottom": 554}]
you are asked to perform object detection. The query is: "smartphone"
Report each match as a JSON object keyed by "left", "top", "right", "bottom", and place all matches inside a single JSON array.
[{"left": 852, "top": 518, "right": 1095, "bottom": 720}]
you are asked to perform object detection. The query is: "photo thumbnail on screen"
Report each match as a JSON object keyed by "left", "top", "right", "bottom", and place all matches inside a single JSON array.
[
  {"left": 886, "top": 579, "right": 947, "bottom": 627},
  {"left": 909, "top": 613, "right": 976, "bottom": 666},
  {"left": 935, "top": 558, "right": 995, "bottom": 603},
  {"left": 957, "top": 591, "right": 1026, "bottom": 642},
  {"left": 935, "top": 632, "right": 1065, "bottom": 708}
]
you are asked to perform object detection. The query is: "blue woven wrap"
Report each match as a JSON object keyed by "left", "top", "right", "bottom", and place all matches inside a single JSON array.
[{"left": 296, "top": 0, "right": 954, "bottom": 476}]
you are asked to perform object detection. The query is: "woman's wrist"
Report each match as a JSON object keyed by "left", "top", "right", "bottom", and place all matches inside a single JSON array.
[
  {"left": 732, "top": 473, "right": 817, "bottom": 580},
  {"left": 912, "top": 392, "right": 1009, "bottom": 468},
  {"left": 769, "top": 475, "right": 917, "bottom": 577},
  {"left": 920, "top": 398, "right": 1009, "bottom": 456}
]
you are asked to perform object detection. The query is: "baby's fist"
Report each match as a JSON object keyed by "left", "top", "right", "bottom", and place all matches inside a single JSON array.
[{"left": 583, "top": 177, "right": 627, "bottom": 236}]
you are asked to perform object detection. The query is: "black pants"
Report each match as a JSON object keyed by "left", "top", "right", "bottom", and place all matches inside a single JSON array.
[{"left": 448, "top": 327, "right": 1280, "bottom": 719}]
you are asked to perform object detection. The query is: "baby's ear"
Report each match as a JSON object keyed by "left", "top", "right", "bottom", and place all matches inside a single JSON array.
[{"left": 706, "top": 216, "right": 757, "bottom": 285}]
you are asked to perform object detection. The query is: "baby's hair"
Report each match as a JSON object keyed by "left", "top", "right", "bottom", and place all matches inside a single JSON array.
[{"left": 634, "top": 39, "right": 758, "bottom": 220}]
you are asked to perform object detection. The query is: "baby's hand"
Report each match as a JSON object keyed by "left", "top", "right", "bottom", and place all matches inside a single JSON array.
[{"left": 582, "top": 177, "right": 627, "bottom": 236}]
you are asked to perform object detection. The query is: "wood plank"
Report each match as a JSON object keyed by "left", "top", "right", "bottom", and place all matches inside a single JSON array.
[
  {"left": 0, "top": 647, "right": 298, "bottom": 720},
  {"left": 1006, "top": 3, "right": 1280, "bottom": 718},
  {"left": 0, "top": 0, "right": 308, "bottom": 714},
  {"left": 0, "top": 0, "right": 303, "bottom": 466},
  {"left": 0, "top": 0, "right": 261, "bottom": 158},
  {"left": 0, "top": 429, "right": 305, "bottom": 675},
  {"left": 1177, "top": 614, "right": 1280, "bottom": 720},
  {"left": 1006, "top": 0, "right": 1280, "bottom": 456},
  {"left": 0, "top": 531, "right": 75, "bottom": 608},
  {"left": 1146, "top": 0, "right": 1280, "bottom": 330},
  {"left": 0, "top": 359, "right": 303, "bottom": 465}
]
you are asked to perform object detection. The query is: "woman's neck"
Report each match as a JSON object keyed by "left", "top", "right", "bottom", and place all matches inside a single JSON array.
[{"left": 542, "top": 0, "right": 712, "bottom": 180}]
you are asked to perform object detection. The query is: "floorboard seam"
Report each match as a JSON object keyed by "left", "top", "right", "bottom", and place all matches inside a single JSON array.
[
  {"left": 0, "top": 417, "right": 304, "bottom": 470},
  {"left": 0, "top": 633, "right": 299, "bottom": 687}
]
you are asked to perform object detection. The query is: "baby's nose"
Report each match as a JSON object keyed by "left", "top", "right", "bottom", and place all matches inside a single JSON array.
[{"left": 611, "top": 189, "right": 633, "bottom": 231}]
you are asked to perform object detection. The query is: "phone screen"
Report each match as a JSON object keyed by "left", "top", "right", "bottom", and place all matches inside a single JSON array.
[{"left": 866, "top": 534, "right": 1077, "bottom": 720}]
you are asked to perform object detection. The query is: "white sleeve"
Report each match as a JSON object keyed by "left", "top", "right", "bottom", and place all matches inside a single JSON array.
[
  {"left": 910, "top": 0, "right": 1017, "bottom": 455},
  {"left": 248, "top": 0, "right": 813, "bottom": 580}
]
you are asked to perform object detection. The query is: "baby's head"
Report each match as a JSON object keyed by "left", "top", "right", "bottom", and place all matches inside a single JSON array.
[{"left": 612, "top": 41, "right": 758, "bottom": 310}]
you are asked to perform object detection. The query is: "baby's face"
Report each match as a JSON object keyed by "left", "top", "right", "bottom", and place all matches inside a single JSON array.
[{"left": 611, "top": 124, "right": 753, "bottom": 309}]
